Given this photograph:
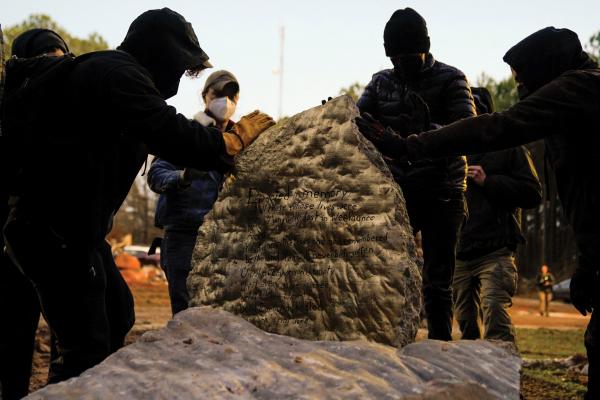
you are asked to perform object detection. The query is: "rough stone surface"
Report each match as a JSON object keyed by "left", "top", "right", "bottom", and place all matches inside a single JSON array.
[
  {"left": 188, "top": 96, "right": 422, "bottom": 347},
  {"left": 26, "top": 307, "right": 521, "bottom": 400}
]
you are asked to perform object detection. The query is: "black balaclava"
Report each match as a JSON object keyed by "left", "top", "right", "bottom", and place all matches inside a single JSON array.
[
  {"left": 503, "top": 27, "right": 593, "bottom": 99},
  {"left": 384, "top": 8, "right": 430, "bottom": 81},
  {"left": 11, "top": 28, "right": 69, "bottom": 58},
  {"left": 118, "top": 8, "right": 211, "bottom": 99},
  {"left": 471, "top": 87, "right": 494, "bottom": 115}
]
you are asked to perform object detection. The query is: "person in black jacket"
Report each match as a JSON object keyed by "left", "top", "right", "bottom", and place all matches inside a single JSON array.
[
  {"left": 356, "top": 8, "right": 476, "bottom": 340},
  {"left": 358, "top": 26, "right": 599, "bottom": 399},
  {"left": 0, "top": 28, "right": 70, "bottom": 400},
  {"left": 452, "top": 87, "right": 542, "bottom": 342},
  {"left": 2, "top": 8, "right": 274, "bottom": 384}
]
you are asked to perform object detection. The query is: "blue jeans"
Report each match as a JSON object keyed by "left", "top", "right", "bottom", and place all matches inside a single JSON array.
[{"left": 161, "top": 230, "right": 197, "bottom": 315}]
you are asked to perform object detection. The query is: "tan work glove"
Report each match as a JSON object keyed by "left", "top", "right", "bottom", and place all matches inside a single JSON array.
[{"left": 223, "top": 110, "right": 275, "bottom": 155}]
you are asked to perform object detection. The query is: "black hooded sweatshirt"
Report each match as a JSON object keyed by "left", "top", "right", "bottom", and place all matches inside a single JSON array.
[
  {"left": 117, "top": 8, "right": 211, "bottom": 99},
  {"left": 405, "top": 27, "right": 600, "bottom": 271},
  {"left": 1, "top": 28, "right": 70, "bottom": 246},
  {"left": 11, "top": 8, "right": 231, "bottom": 249},
  {"left": 458, "top": 88, "right": 542, "bottom": 260}
]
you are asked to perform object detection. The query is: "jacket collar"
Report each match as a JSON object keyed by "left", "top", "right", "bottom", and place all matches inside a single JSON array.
[
  {"left": 193, "top": 110, "right": 217, "bottom": 127},
  {"left": 422, "top": 53, "right": 436, "bottom": 73}
]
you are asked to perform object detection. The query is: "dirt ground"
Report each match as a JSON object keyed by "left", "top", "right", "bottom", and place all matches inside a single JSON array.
[
  {"left": 510, "top": 296, "right": 590, "bottom": 330},
  {"left": 29, "top": 283, "right": 590, "bottom": 398},
  {"left": 511, "top": 296, "right": 590, "bottom": 399},
  {"left": 29, "top": 283, "right": 171, "bottom": 393}
]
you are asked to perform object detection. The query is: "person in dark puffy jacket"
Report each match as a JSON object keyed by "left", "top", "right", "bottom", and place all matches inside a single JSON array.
[
  {"left": 453, "top": 87, "right": 542, "bottom": 343},
  {"left": 148, "top": 70, "right": 239, "bottom": 315},
  {"left": 362, "top": 26, "right": 599, "bottom": 400},
  {"left": 356, "top": 8, "right": 476, "bottom": 340}
]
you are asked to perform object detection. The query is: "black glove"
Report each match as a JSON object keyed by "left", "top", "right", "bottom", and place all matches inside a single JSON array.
[
  {"left": 180, "top": 168, "right": 208, "bottom": 185},
  {"left": 355, "top": 113, "right": 407, "bottom": 158},
  {"left": 570, "top": 267, "right": 596, "bottom": 316}
]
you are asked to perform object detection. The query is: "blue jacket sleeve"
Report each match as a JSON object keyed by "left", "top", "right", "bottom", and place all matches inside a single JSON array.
[{"left": 147, "top": 159, "right": 189, "bottom": 194}]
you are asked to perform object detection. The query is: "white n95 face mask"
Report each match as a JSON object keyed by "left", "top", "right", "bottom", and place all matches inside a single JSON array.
[{"left": 208, "top": 96, "right": 236, "bottom": 121}]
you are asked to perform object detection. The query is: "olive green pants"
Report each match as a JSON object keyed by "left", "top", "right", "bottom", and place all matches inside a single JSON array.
[
  {"left": 538, "top": 291, "right": 552, "bottom": 316},
  {"left": 453, "top": 247, "right": 518, "bottom": 342}
]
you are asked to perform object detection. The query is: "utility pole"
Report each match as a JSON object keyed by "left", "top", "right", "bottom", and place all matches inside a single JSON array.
[
  {"left": 0, "top": 25, "right": 4, "bottom": 137},
  {"left": 540, "top": 201, "right": 546, "bottom": 267},
  {"left": 143, "top": 177, "right": 149, "bottom": 244},
  {"left": 277, "top": 26, "right": 285, "bottom": 120}
]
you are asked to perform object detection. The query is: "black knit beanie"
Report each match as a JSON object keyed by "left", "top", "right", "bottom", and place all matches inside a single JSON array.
[
  {"left": 384, "top": 8, "right": 430, "bottom": 56},
  {"left": 11, "top": 29, "right": 69, "bottom": 58}
]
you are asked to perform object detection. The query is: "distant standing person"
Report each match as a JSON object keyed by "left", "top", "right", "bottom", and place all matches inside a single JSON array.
[{"left": 536, "top": 264, "right": 555, "bottom": 317}]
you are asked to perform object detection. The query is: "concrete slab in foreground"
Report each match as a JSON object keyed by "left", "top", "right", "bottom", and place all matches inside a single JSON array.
[{"left": 26, "top": 307, "right": 521, "bottom": 400}]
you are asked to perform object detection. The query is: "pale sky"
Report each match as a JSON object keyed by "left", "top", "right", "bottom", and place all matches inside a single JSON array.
[{"left": 3, "top": 0, "right": 600, "bottom": 120}]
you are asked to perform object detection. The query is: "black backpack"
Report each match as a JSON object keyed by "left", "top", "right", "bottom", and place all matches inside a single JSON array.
[{"left": 0, "top": 54, "right": 77, "bottom": 205}]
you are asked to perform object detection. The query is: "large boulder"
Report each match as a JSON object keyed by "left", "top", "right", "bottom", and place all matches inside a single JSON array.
[
  {"left": 188, "top": 96, "right": 422, "bottom": 347},
  {"left": 25, "top": 307, "right": 521, "bottom": 400}
]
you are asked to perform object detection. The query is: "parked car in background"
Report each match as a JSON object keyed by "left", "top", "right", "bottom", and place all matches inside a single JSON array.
[
  {"left": 123, "top": 245, "right": 161, "bottom": 267},
  {"left": 552, "top": 278, "right": 571, "bottom": 303}
]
